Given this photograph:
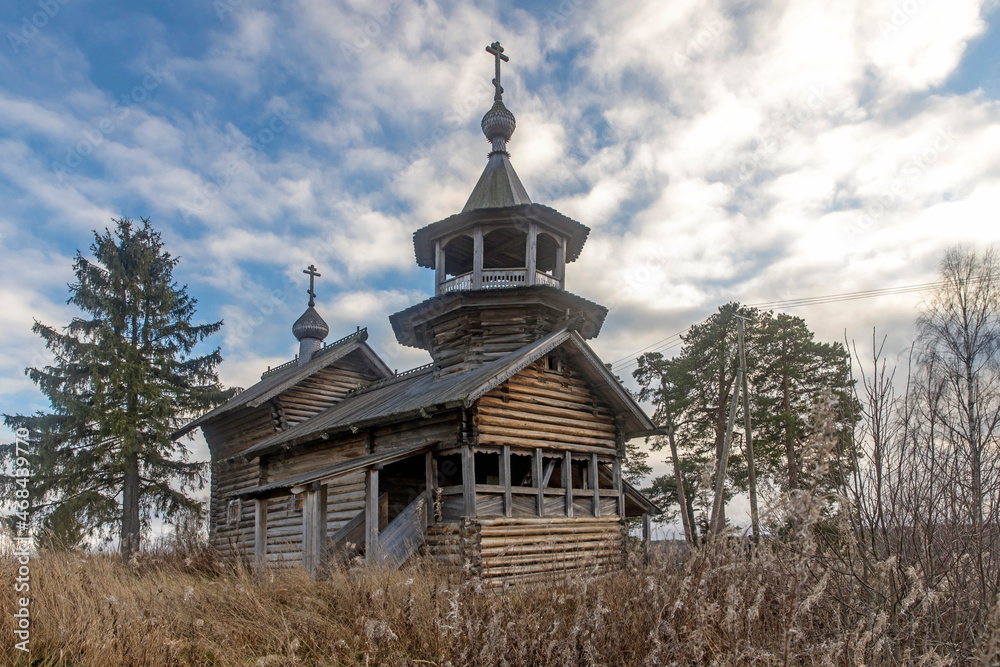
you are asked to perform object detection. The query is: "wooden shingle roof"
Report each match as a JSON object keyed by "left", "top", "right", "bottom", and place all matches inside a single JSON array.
[{"left": 235, "top": 329, "right": 657, "bottom": 461}]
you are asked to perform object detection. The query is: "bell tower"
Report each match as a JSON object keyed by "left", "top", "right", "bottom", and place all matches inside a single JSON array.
[{"left": 389, "top": 42, "right": 607, "bottom": 377}]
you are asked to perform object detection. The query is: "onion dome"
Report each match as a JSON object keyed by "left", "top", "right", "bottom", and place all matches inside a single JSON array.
[
  {"left": 482, "top": 100, "right": 516, "bottom": 155},
  {"left": 292, "top": 306, "right": 329, "bottom": 342}
]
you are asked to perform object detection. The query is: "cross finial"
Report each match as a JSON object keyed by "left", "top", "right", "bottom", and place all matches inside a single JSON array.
[
  {"left": 486, "top": 41, "right": 509, "bottom": 102},
  {"left": 303, "top": 264, "right": 321, "bottom": 307}
]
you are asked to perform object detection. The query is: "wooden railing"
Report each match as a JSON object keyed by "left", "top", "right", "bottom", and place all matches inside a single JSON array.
[
  {"left": 534, "top": 272, "right": 561, "bottom": 288},
  {"left": 438, "top": 269, "right": 562, "bottom": 294},
  {"left": 481, "top": 268, "right": 527, "bottom": 288}
]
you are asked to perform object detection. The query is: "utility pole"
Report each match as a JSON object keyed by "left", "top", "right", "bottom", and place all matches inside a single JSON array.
[
  {"left": 737, "top": 315, "right": 761, "bottom": 546},
  {"left": 710, "top": 370, "right": 741, "bottom": 535}
]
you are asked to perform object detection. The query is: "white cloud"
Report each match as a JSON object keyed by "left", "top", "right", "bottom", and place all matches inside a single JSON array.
[{"left": 2, "top": 0, "right": 1000, "bottom": 523}]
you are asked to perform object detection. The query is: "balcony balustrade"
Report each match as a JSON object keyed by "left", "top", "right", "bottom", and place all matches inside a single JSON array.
[{"left": 437, "top": 268, "right": 563, "bottom": 295}]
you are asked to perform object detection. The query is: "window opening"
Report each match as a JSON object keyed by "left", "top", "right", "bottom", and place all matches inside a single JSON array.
[
  {"left": 510, "top": 453, "right": 534, "bottom": 486},
  {"left": 437, "top": 453, "right": 462, "bottom": 487},
  {"left": 483, "top": 228, "right": 527, "bottom": 268},
  {"left": 226, "top": 499, "right": 241, "bottom": 526},
  {"left": 475, "top": 451, "right": 500, "bottom": 485}
]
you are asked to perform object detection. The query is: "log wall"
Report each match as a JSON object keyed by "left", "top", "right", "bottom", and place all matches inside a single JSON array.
[
  {"left": 203, "top": 349, "right": 384, "bottom": 556},
  {"left": 425, "top": 305, "right": 569, "bottom": 376},
  {"left": 476, "top": 361, "right": 617, "bottom": 452},
  {"left": 277, "top": 358, "right": 377, "bottom": 427},
  {"left": 421, "top": 516, "right": 625, "bottom": 585},
  {"left": 203, "top": 406, "right": 274, "bottom": 554}
]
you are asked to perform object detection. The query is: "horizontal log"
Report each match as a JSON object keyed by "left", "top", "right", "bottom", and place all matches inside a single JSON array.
[
  {"left": 482, "top": 549, "right": 623, "bottom": 568},
  {"left": 504, "top": 377, "right": 594, "bottom": 402},
  {"left": 479, "top": 532, "right": 622, "bottom": 548},
  {"left": 477, "top": 516, "right": 621, "bottom": 527},
  {"left": 480, "top": 391, "right": 611, "bottom": 418},
  {"left": 481, "top": 555, "right": 620, "bottom": 577},
  {"left": 513, "top": 367, "right": 592, "bottom": 390},
  {"left": 477, "top": 410, "right": 615, "bottom": 437},
  {"left": 477, "top": 434, "right": 615, "bottom": 455},
  {"left": 480, "top": 539, "right": 622, "bottom": 557},
  {"left": 478, "top": 396, "right": 613, "bottom": 425},
  {"left": 477, "top": 426, "right": 614, "bottom": 448},
  {"left": 479, "top": 524, "right": 622, "bottom": 537},
  {"left": 478, "top": 414, "right": 615, "bottom": 440}
]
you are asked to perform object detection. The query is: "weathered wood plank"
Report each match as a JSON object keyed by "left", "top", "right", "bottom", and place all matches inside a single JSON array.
[
  {"left": 534, "top": 448, "right": 544, "bottom": 517},
  {"left": 254, "top": 498, "right": 267, "bottom": 566},
  {"left": 501, "top": 445, "right": 512, "bottom": 518},
  {"left": 462, "top": 445, "right": 476, "bottom": 517},
  {"left": 591, "top": 453, "right": 600, "bottom": 518},
  {"left": 365, "top": 468, "right": 380, "bottom": 563},
  {"left": 563, "top": 451, "right": 573, "bottom": 518}
]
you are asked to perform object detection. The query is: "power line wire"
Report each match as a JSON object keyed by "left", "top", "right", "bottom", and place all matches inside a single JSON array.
[{"left": 608, "top": 273, "right": 995, "bottom": 374}]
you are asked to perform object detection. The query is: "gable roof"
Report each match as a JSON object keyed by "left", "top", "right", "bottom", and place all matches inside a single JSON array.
[
  {"left": 172, "top": 328, "right": 392, "bottom": 439},
  {"left": 236, "top": 328, "right": 657, "bottom": 461}
]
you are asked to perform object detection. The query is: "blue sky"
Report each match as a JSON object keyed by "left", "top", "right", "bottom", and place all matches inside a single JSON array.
[{"left": 3, "top": 0, "right": 1000, "bottom": 524}]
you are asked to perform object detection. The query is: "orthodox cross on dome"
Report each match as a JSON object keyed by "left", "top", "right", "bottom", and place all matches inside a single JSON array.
[
  {"left": 303, "top": 264, "right": 321, "bottom": 307},
  {"left": 486, "top": 41, "right": 509, "bottom": 102}
]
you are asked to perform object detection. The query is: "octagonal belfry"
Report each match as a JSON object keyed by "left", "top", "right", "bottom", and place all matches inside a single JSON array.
[{"left": 390, "top": 43, "right": 607, "bottom": 377}]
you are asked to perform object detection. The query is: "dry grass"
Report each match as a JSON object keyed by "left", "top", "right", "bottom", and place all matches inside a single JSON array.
[{"left": 2, "top": 532, "right": 997, "bottom": 667}]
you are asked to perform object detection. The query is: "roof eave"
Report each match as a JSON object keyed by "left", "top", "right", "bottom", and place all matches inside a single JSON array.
[
  {"left": 412, "top": 204, "right": 590, "bottom": 269},
  {"left": 232, "top": 399, "right": 467, "bottom": 462}
]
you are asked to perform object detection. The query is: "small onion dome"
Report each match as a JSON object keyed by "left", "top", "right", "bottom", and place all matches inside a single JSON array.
[
  {"left": 292, "top": 306, "right": 329, "bottom": 342},
  {"left": 481, "top": 100, "right": 516, "bottom": 144}
]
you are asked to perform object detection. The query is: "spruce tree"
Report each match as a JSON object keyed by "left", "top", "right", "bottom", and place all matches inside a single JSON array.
[{"left": 2, "top": 217, "right": 232, "bottom": 556}]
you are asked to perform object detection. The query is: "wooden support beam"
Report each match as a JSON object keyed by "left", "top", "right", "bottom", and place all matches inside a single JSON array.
[
  {"left": 525, "top": 222, "right": 537, "bottom": 285},
  {"left": 302, "top": 489, "right": 315, "bottom": 574},
  {"left": 541, "top": 459, "right": 556, "bottom": 488},
  {"left": 434, "top": 239, "right": 444, "bottom": 295},
  {"left": 314, "top": 484, "right": 327, "bottom": 574},
  {"left": 462, "top": 445, "right": 476, "bottom": 517},
  {"left": 555, "top": 235, "right": 567, "bottom": 288},
  {"left": 501, "top": 445, "right": 512, "bottom": 518},
  {"left": 472, "top": 226, "right": 483, "bottom": 288},
  {"left": 365, "top": 467, "right": 380, "bottom": 564},
  {"left": 642, "top": 513, "right": 651, "bottom": 564},
  {"left": 534, "top": 448, "right": 544, "bottom": 517},
  {"left": 591, "top": 453, "right": 601, "bottom": 518},
  {"left": 613, "top": 458, "right": 623, "bottom": 516},
  {"left": 302, "top": 485, "right": 327, "bottom": 577},
  {"left": 425, "top": 451, "right": 434, "bottom": 529},
  {"left": 563, "top": 451, "right": 573, "bottom": 518},
  {"left": 254, "top": 498, "right": 267, "bottom": 567}
]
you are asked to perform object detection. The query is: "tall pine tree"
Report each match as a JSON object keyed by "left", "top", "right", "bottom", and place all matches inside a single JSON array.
[
  {"left": 634, "top": 304, "right": 854, "bottom": 531},
  {"left": 2, "top": 217, "right": 232, "bottom": 555}
]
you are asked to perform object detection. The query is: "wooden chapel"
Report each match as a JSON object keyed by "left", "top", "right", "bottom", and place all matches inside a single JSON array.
[{"left": 173, "top": 42, "right": 660, "bottom": 584}]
